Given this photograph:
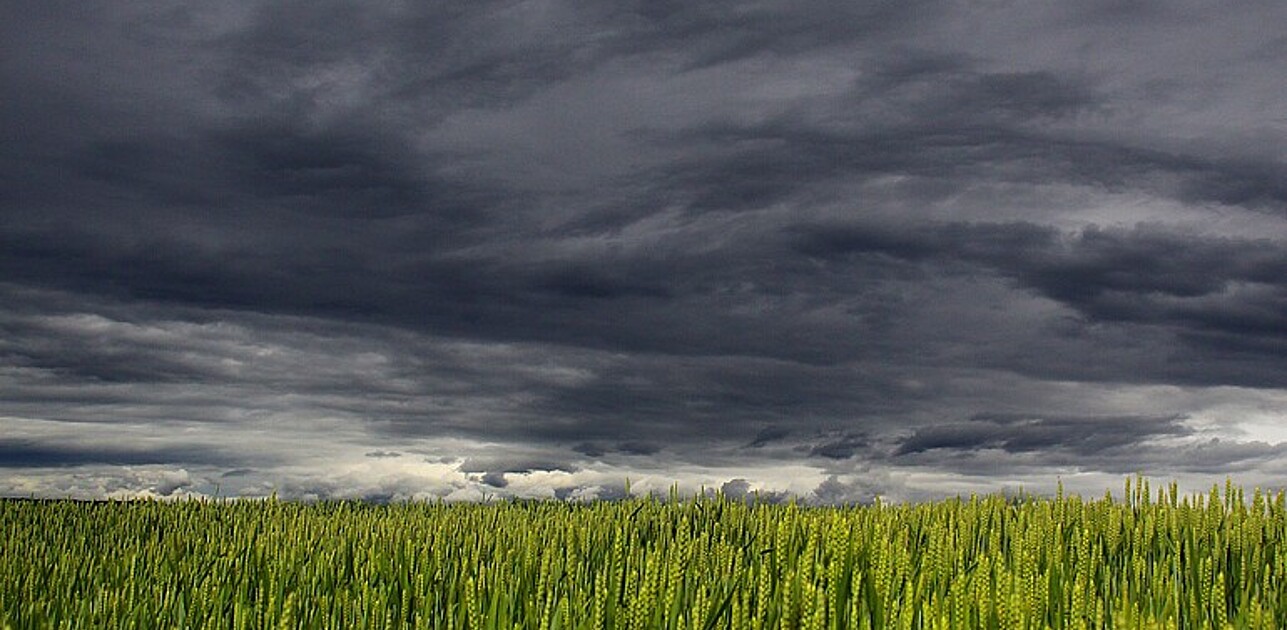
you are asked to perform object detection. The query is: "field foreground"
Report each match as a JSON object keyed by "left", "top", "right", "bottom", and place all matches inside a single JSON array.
[{"left": 3, "top": 480, "right": 1285, "bottom": 629}]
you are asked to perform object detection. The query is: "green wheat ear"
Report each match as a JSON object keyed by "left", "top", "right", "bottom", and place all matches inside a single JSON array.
[{"left": 2, "top": 478, "right": 1284, "bottom": 628}]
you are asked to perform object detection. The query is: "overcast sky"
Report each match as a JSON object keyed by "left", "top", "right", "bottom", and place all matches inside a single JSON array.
[{"left": 3, "top": 1, "right": 1287, "bottom": 502}]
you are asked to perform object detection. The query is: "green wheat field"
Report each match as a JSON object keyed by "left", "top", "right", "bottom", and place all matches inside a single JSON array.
[{"left": 3, "top": 479, "right": 1285, "bottom": 629}]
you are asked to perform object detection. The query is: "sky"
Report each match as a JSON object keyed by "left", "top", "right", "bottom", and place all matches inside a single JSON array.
[{"left": 3, "top": 1, "right": 1287, "bottom": 503}]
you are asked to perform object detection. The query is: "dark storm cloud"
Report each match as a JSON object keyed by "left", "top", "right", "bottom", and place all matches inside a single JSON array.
[
  {"left": 747, "top": 426, "right": 791, "bottom": 448},
  {"left": 646, "top": 72, "right": 1103, "bottom": 215},
  {"left": 534, "top": 264, "right": 674, "bottom": 301},
  {"left": 795, "top": 222, "right": 1287, "bottom": 342},
  {"left": 809, "top": 433, "right": 868, "bottom": 460},
  {"left": 457, "top": 455, "right": 578, "bottom": 476},
  {"left": 892, "top": 423, "right": 1287, "bottom": 479},
  {"left": 3, "top": 2, "right": 1287, "bottom": 499},
  {"left": 480, "top": 471, "right": 508, "bottom": 489},
  {"left": 572, "top": 443, "right": 607, "bottom": 458},
  {"left": 1168, "top": 440, "right": 1287, "bottom": 474},
  {"left": 518, "top": 356, "right": 927, "bottom": 451},
  {"left": 209, "top": 0, "right": 652, "bottom": 112},
  {"left": 570, "top": 441, "right": 662, "bottom": 458},
  {"left": 894, "top": 413, "right": 1191, "bottom": 457},
  {"left": 3, "top": 1, "right": 1279, "bottom": 370},
  {"left": 663, "top": 121, "right": 1287, "bottom": 221},
  {"left": 0, "top": 439, "right": 246, "bottom": 469},
  {"left": 785, "top": 220, "right": 1287, "bottom": 390},
  {"left": 616, "top": 441, "right": 662, "bottom": 456}
]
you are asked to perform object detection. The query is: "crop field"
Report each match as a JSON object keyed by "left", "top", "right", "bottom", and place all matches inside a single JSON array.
[{"left": 3, "top": 479, "right": 1285, "bottom": 629}]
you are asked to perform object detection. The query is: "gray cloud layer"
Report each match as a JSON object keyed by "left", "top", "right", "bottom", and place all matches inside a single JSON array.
[{"left": 3, "top": 1, "right": 1287, "bottom": 501}]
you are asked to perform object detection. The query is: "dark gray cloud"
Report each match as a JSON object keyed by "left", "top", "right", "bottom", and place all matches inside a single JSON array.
[
  {"left": 792, "top": 222, "right": 1287, "bottom": 385},
  {"left": 480, "top": 471, "right": 508, "bottom": 489},
  {"left": 809, "top": 433, "right": 869, "bottom": 460},
  {"left": 748, "top": 426, "right": 791, "bottom": 448},
  {"left": 616, "top": 441, "right": 662, "bottom": 456},
  {"left": 0, "top": 439, "right": 246, "bottom": 469},
  {"left": 3, "top": 1, "right": 1287, "bottom": 500},
  {"left": 894, "top": 413, "right": 1191, "bottom": 457}
]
